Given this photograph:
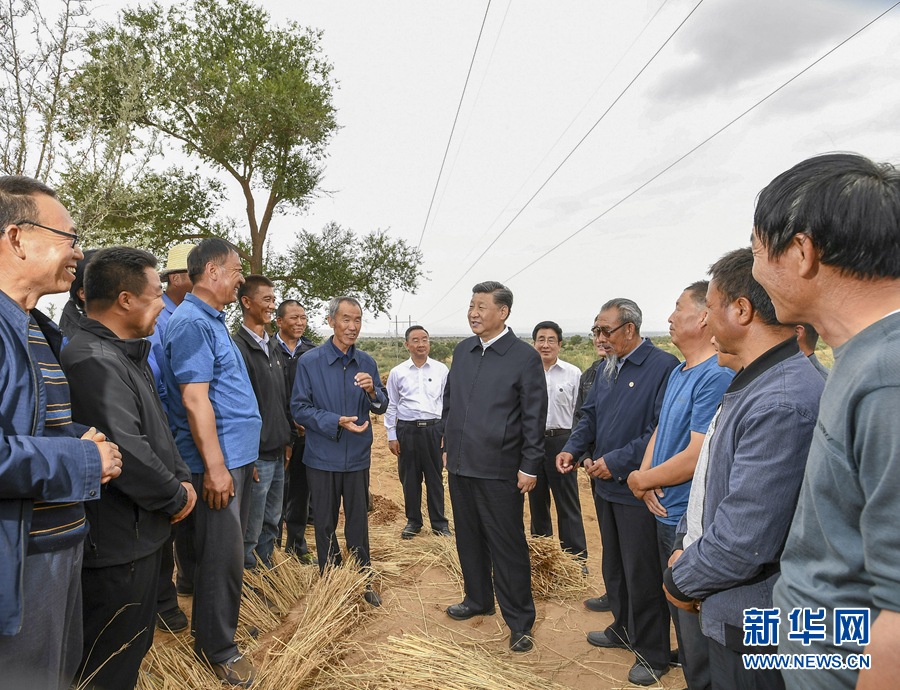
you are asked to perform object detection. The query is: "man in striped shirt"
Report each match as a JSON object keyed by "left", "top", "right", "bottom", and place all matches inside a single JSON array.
[{"left": 0, "top": 176, "right": 122, "bottom": 689}]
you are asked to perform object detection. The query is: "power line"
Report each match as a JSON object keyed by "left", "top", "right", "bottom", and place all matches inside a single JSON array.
[
  {"left": 415, "top": 0, "right": 493, "bottom": 252},
  {"left": 502, "top": 0, "right": 900, "bottom": 283},
  {"left": 423, "top": 0, "right": 900, "bottom": 329},
  {"left": 452, "top": 0, "right": 669, "bottom": 271},
  {"left": 418, "top": 0, "right": 704, "bottom": 321}
]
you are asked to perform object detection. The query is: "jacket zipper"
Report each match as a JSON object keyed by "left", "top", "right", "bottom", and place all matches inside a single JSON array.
[
  {"left": 343, "top": 364, "right": 349, "bottom": 472},
  {"left": 456, "top": 350, "right": 485, "bottom": 475}
]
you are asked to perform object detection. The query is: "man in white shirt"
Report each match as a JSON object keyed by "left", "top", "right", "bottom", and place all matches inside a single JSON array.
[
  {"left": 530, "top": 321, "right": 588, "bottom": 565},
  {"left": 386, "top": 325, "right": 451, "bottom": 539}
]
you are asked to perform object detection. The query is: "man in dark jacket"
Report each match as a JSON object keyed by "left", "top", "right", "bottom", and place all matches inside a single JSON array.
[
  {"left": 291, "top": 296, "right": 387, "bottom": 605},
  {"left": 272, "top": 300, "right": 316, "bottom": 559},
  {"left": 234, "top": 275, "right": 292, "bottom": 570},
  {"left": 441, "top": 281, "right": 548, "bottom": 654},
  {"left": 57, "top": 249, "right": 96, "bottom": 347},
  {"left": 558, "top": 298, "right": 680, "bottom": 686},
  {"left": 62, "top": 246, "right": 197, "bottom": 690},
  {"left": 0, "top": 176, "right": 122, "bottom": 690}
]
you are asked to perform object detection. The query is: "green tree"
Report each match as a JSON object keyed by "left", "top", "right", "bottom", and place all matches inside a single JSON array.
[
  {"left": 568, "top": 334, "right": 583, "bottom": 346},
  {"left": 71, "top": 0, "right": 422, "bottom": 315}
]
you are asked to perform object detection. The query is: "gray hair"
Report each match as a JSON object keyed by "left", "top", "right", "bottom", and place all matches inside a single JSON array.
[
  {"left": 472, "top": 280, "right": 513, "bottom": 314},
  {"left": 600, "top": 298, "right": 642, "bottom": 335},
  {"left": 327, "top": 295, "right": 362, "bottom": 320}
]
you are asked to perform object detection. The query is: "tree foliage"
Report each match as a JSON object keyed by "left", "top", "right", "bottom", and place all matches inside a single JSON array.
[{"left": 67, "top": 0, "right": 422, "bottom": 315}]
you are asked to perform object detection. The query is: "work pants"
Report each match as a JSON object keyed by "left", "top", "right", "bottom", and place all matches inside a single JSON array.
[
  {"left": 306, "top": 466, "right": 371, "bottom": 574},
  {"left": 396, "top": 421, "right": 448, "bottom": 531}
]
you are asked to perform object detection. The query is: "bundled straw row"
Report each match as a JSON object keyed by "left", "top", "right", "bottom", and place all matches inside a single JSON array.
[
  {"left": 527, "top": 535, "right": 588, "bottom": 602},
  {"left": 319, "top": 634, "right": 572, "bottom": 690}
]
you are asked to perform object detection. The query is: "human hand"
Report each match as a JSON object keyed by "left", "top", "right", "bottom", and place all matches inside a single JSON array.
[
  {"left": 203, "top": 464, "right": 234, "bottom": 510},
  {"left": 664, "top": 584, "right": 700, "bottom": 614},
  {"left": 82, "top": 427, "right": 122, "bottom": 484},
  {"left": 339, "top": 416, "right": 370, "bottom": 433},
  {"left": 354, "top": 372, "right": 375, "bottom": 395},
  {"left": 585, "top": 457, "right": 612, "bottom": 480},
  {"left": 668, "top": 548, "right": 683, "bottom": 568},
  {"left": 284, "top": 445, "right": 292, "bottom": 470},
  {"left": 388, "top": 440, "right": 400, "bottom": 457},
  {"left": 171, "top": 482, "right": 197, "bottom": 523},
  {"left": 517, "top": 472, "right": 537, "bottom": 494},
  {"left": 556, "top": 452, "right": 575, "bottom": 474},
  {"left": 642, "top": 488, "right": 668, "bottom": 518}
]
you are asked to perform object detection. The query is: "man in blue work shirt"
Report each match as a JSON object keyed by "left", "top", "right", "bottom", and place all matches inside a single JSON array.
[
  {"left": 162, "top": 237, "right": 262, "bottom": 687},
  {"left": 627, "top": 282, "right": 734, "bottom": 690},
  {"left": 557, "top": 297, "right": 680, "bottom": 686},
  {"left": 291, "top": 295, "right": 387, "bottom": 607}
]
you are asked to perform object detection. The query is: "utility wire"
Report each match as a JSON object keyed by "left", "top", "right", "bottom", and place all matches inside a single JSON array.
[
  {"left": 418, "top": 0, "right": 704, "bottom": 321},
  {"left": 502, "top": 0, "right": 900, "bottom": 283},
  {"left": 453, "top": 0, "right": 668, "bottom": 270},
  {"left": 415, "top": 0, "right": 493, "bottom": 252},
  {"left": 424, "top": 0, "right": 900, "bottom": 328}
]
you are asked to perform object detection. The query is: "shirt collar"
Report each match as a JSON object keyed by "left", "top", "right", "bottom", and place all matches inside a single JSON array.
[
  {"left": 241, "top": 324, "right": 269, "bottom": 348},
  {"left": 727, "top": 336, "right": 800, "bottom": 393},
  {"left": 326, "top": 336, "right": 357, "bottom": 364},
  {"left": 276, "top": 332, "right": 296, "bottom": 355},
  {"left": 162, "top": 292, "right": 178, "bottom": 315},
  {"left": 406, "top": 357, "right": 431, "bottom": 369},
  {"left": 183, "top": 292, "right": 225, "bottom": 322},
  {"left": 480, "top": 326, "right": 510, "bottom": 350}
]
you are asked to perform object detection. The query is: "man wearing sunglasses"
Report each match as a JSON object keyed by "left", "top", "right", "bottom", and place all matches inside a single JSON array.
[
  {"left": 557, "top": 298, "right": 680, "bottom": 686},
  {"left": 0, "top": 176, "right": 123, "bottom": 689}
]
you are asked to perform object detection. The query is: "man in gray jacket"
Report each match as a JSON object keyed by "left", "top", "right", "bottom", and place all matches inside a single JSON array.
[{"left": 663, "top": 248, "right": 824, "bottom": 690}]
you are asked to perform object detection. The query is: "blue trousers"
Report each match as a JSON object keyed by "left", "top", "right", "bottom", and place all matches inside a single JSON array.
[{"left": 244, "top": 456, "right": 284, "bottom": 569}]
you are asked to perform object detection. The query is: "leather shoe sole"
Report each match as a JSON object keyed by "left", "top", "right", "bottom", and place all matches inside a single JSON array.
[
  {"left": 583, "top": 594, "right": 610, "bottom": 612},
  {"left": 509, "top": 630, "right": 533, "bottom": 652},
  {"left": 446, "top": 602, "right": 496, "bottom": 620},
  {"left": 586, "top": 629, "right": 629, "bottom": 649},
  {"left": 628, "top": 661, "right": 670, "bottom": 686}
]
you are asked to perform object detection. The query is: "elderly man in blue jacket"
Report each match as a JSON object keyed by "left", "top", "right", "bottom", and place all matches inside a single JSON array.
[
  {"left": 291, "top": 295, "right": 387, "bottom": 606},
  {"left": 0, "top": 176, "right": 122, "bottom": 689}
]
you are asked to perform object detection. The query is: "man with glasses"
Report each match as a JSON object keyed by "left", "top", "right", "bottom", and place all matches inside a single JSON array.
[
  {"left": 529, "top": 320, "right": 588, "bottom": 566},
  {"left": 161, "top": 238, "right": 262, "bottom": 687},
  {"left": 0, "top": 176, "right": 123, "bottom": 689},
  {"left": 557, "top": 298, "right": 679, "bottom": 686}
]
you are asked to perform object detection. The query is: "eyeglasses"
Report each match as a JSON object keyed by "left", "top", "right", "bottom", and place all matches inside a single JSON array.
[
  {"left": 14, "top": 220, "right": 79, "bottom": 248},
  {"left": 591, "top": 323, "right": 628, "bottom": 338}
]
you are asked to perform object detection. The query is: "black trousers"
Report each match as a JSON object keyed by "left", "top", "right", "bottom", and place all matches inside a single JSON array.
[
  {"left": 155, "top": 529, "right": 178, "bottom": 613},
  {"left": 306, "top": 466, "right": 370, "bottom": 574},
  {"left": 283, "top": 437, "right": 311, "bottom": 555},
  {"left": 176, "top": 464, "right": 254, "bottom": 664},
  {"left": 599, "top": 496, "right": 670, "bottom": 669},
  {"left": 708, "top": 636, "right": 785, "bottom": 690},
  {"left": 396, "top": 422, "right": 448, "bottom": 530},
  {"left": 448, "top": 473, "right": 536, "bottom": 634},
  {"left": 78, "top": 548, "right": 163, "bottom": 690},
  {"left": 528, "top": 432, "right": 587, "bottom": 558}
]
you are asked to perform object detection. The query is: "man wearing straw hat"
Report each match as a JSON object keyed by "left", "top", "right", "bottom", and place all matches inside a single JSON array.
[
  {"left": 147, "top": 241, "right": 196, "bottom": 636},
  {"left": 442, "top": 281, "right": 547, "bottom": 653}
]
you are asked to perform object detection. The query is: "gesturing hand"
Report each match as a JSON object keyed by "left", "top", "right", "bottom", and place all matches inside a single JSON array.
[
  {"left": 339, "top": 416, "right": 370, "bottom": 433},
  {"left": 556, "top": 451, "right": 575, "bottom": 474}
]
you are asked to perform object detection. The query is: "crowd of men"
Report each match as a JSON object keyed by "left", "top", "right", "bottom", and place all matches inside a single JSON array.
[{"left": 0, "top": 150, "right": 898, "bottom": 690}]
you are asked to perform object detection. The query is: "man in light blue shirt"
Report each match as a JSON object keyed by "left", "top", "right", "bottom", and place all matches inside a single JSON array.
[
  {"left": 162, "top": 238, "right": 261, "bottom": 687},
  {"left": 628, "top": 282, "right": 734, "bottom": 690}
]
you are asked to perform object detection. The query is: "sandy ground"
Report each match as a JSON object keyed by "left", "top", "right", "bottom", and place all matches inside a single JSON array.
[{"left": 155, "top": 416, "right": 686, "bottom": 689}]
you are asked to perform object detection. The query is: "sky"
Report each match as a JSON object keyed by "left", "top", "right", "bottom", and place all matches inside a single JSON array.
[{"left": 41, "top": 0, "right": 900, "bottom": 336}]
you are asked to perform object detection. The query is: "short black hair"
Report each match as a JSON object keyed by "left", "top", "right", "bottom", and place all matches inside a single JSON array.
[
  {"left": 84, "top": 246, "right": 158, "bottom": 310},
  {"left": 0, "top": 176, "right": 58, "bottom": 238},
  {"left": 405, "top": 325, "right": 428, "bottom": 340},
  {"left": 276, "top": 299, "right": 305, "bottom": 319},
  {"left": 798, "top": 323, "right": 819, "bottom": 351},
  {"left": 472, "top": 280, "right": 513, "bottom": 314},
  {"left": 684, "top": 280, "right": 709, "bottom": 308},
  {"left": 238, "top": 274, "right": 274, "bottom": 311},
  {"left": 754, "top": 153, "right": 900, "bottom": 280},
  {"left": 69, "top": 249, "right": 98, "bottom": 306},
  {"left": 708, "top": 248, "right": 780, "bottom": 327},
  {"left": 532, "top": 320, "right": 562, "bottom": 342},
  {"left": 187, "top": 237, "right": 237, "bottom": 282}
]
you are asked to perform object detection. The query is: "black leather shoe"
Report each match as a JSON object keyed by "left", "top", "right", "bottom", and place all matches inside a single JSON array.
[
  {"left": 583, "top": 594, "right": 610, "bottom": 612},
  {"left": 586, "top": 629, "right": 629, "bottom": 649},
  {"left": 627, "top": 660, "right": 670, "bottom": 686},
  {"left": 156, "top": 606, "right": 188, "bottom": 633},
  {"left": 670, "top": 648, "right": 682, "bottom": 668},
  {"left": 433, "top": 527, "right": 452, "bottom": 537},
  {"left": 364, "top": 585, "right": 382, "bottom": 607},
  {"left": 509, "top": 630, "right": 533, "bottom": 652},
  {"left": 446, "top": 602, "right": 496, "bottom": 620},
  {"left": 401, "top": 523, "right": 422, "bottom": 540}
]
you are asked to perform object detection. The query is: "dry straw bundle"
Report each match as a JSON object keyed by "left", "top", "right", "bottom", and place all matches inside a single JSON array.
[
  {"left": 320, "top": 634, "right": 571, "bottom": 690},
  {"left": 527, "top": 535, "right": 588, "bottom": 602}
]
